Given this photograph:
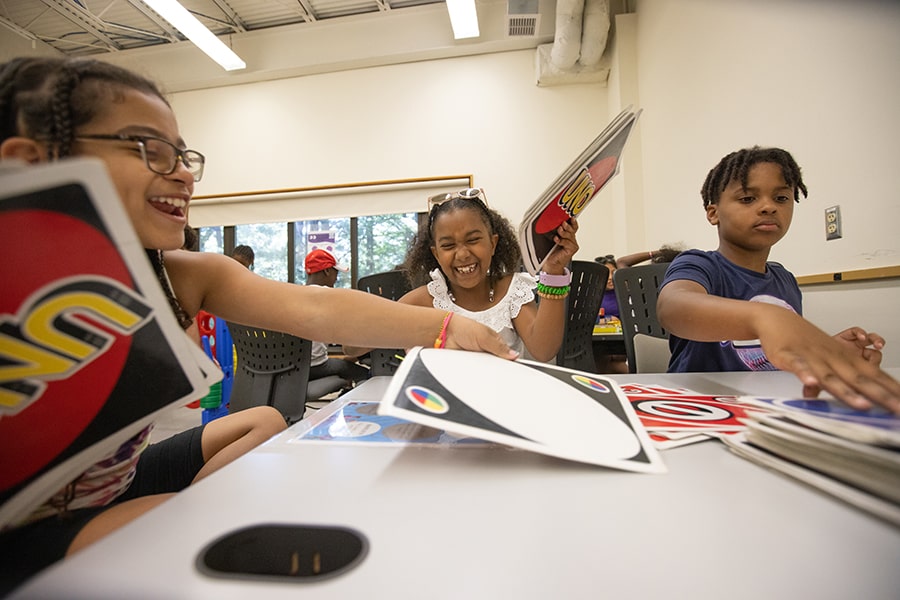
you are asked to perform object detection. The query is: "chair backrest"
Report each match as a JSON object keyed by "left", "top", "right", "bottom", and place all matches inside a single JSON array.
[
  {"left": 227, "top": 323, "right": 345, "bottom": 424},
  {"left": 356, "top": 270, "right": 412, "bottom": 301},
  {"left": 556, "top": 261, "right": 608, "bottom": 372},
  {"left": 613, "top": 263, "right": 670, "bottom": 374},
  {"left": 368, "top": 348, "right": 406, "bottom": 377},
  {"left": 356, "top": 270, "right": 412, "bottom": 376}
]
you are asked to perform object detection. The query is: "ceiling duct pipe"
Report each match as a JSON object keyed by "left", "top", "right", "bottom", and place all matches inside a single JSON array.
[
  {"left": 578, "top": 0, "right": 610, "bottom": 67},
  {"left": 535, "top": 0, "right": 611, "bottom": 86},
  {"left": 549, "top": 0, "right": 585, "bottom": 71}
]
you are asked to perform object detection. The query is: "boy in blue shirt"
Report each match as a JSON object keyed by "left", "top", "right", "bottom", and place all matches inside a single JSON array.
[{"left": 657, "top": 146, "right": 900, "bottom": 414}]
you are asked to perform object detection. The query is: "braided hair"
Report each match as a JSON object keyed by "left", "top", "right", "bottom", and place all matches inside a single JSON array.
[
  {"left": 404, "top": 196, "right": 523, "bottom": 288},
  {"left": 231, "top": 245, "right": 255, "bottom": 268},
  {"left": 700, "top": 146, "right": 808, "bottom": 208},
  {"left": 1, "top": 57, "right": 192, "bottom": 329},
  {"left": 0, "top": 57, "right": 168, "bottom": 157}
]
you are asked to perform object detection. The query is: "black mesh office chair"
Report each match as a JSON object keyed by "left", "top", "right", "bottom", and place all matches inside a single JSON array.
[
  {"left": 556, "top": 261, "right": 608, "bottom": 373},
  {"left": 613, "top": 263, "right": 671, "bottom": 374},
  {"left": 356, "top": 270, "right": 412, "bottom": 376},
  {"left": 227, "top": 323, "right": 348, "bottom": 424},
  {"left": 357, "top": 269, "right": 411, "bottom": 301}
]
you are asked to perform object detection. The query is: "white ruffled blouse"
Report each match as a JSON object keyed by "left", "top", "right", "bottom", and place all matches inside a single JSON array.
[{"left": 427, "top": 268, "right": 537, "bottom": 359}]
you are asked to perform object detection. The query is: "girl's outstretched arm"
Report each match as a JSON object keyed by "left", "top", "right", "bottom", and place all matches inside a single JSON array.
[{"left": 165, "top": 250, "right": 518, "bottom": 361}]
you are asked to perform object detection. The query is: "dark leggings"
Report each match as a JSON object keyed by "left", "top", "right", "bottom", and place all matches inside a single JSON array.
[{"left": 0, "top": 425, "right": 206, "bottom": 596}]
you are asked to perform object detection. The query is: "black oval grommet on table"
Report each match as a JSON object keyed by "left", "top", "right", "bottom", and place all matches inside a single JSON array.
[{"left": 196, "top": 524, "right": 368, "bottom": 583}]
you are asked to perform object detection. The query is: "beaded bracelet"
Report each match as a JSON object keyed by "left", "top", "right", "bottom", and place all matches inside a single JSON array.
[
  {"left": 434, "top": 311, "right": 453, "bottom": 348},
  {"left": 537, "top": 289, "right": 570, "bottom": 300},
  {"left": 535, "top": 282, "right": 571, "bottom": 300}
]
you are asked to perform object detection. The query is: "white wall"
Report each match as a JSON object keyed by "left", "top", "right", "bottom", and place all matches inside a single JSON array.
[
  {"left": 167, "top": 49, "right": 615, "bottom": 256},
  {"left": 631, "top": 0, "right": 900, "bottom": 367},
  {"left": 802, "top": 280, "right": 900, "bottom": 369},
  {"left": 633, "top": 0, "right": 900, "bottom": 275}
]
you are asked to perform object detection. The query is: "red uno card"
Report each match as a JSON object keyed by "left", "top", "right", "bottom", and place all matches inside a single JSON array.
[{"left": 625, "top": 391, "right": 771, "bottom": 432}]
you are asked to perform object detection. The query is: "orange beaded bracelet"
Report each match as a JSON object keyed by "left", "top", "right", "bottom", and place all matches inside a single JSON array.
[{"left": 434, "top": 311, "right": 453, "bottom": 348}]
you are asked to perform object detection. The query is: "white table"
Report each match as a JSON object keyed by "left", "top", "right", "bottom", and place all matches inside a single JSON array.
[{"left": 14, "top": 371, "right": 900, "bottom": 600}]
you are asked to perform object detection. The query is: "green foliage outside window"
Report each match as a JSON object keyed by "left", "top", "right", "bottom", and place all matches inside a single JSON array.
[
  {"left": 236, "top": 223, "right": 288, "bottom": 281},
  {"left": 199, "top": 226, "right": 223, "bottom": 253},
  {"left": 357, "top": 213, "right": 418, "bottom": 279}
]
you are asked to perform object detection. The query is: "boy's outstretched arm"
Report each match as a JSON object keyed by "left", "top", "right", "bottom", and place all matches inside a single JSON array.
[{"left": 657, "top": 280, "right": 900, "bottom": 414}]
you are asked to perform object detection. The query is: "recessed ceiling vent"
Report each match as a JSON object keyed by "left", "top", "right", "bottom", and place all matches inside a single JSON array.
[{"left": 507, "top": 0, "right": 540, "bottom": 37}]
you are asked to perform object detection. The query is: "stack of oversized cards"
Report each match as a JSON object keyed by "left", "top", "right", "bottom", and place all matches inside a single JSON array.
[
  {"left": 721, "top": 397, "right": 900, "bottom": 526},
  {"left": 0, "top": 159, "right": 220, "bottom": 530},
  {"left": 518, "top": 107, "right": 642, "bottom": 275},
  {"left": 378, "top": 348, "right": 667, "bottom": 473}
]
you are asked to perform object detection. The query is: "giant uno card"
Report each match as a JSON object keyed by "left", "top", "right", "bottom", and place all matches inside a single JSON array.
[
  {"left": 0, "top": 159, "right": 218, "bottom": 529},
  {"left": 620, "top": 383, "right": 771, "bottom": 432},
  {"left": 378, "top": 348, "right": 666, "bottom": 473},
  {"left": 518, "top": 108, "right": 641, "bottom": 274}
]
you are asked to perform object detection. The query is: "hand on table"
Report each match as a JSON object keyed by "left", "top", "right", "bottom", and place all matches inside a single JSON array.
[
  {"left": 444, "top": 315, "right": 519, "bottom": 360},
  {"left": 758, "top": 312, "right": 900, "bottom": 414},
  {"left": 833, "top": 326, "right": 886, "bottom": 366}
]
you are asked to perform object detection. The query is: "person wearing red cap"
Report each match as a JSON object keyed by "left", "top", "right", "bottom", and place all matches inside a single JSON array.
[
  {"left": 304, "top": 249, "right": 368, "bottom": 387},
  {"left": 304, "top": 248, "right": 348, "bottom": 276}
]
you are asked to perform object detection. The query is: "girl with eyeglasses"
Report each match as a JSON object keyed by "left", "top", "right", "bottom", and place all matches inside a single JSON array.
[
  {"left": 0, "top": 56, "right": 517, "bottom": 593},
  {"left": 346, "top": 189, "right": 579, "bottom": 362}
]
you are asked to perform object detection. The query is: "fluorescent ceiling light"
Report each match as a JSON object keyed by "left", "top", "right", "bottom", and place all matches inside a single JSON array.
[
  {"left": 142, "top": 0, "right": 246, "bottom": 71},
  {"left": 446, "top": 0, "right": 480, "bottom": 39}
]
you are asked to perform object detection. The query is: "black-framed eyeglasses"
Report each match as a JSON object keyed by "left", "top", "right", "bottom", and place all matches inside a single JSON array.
[
  {"left": 74, "top": 134, "right": 205, "bottom": 181},
  {"left": 426, "top": 187, "right": 489, "bottom": 210}
]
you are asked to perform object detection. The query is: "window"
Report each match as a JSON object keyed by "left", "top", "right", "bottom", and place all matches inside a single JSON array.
[
  {"left": 357, "top": 212, "right": 418, "bottom": 279},
  {"left": 199, "top": 226, "right": 224, "bottom": 253},
  {"left": 235, "top": 223, "right": 288, "bottom": 281},
  {"left": 200, "top": 211, "right": 420, "bottom": 287},
  {"left": 294, "top": 218, "right": 351, "bottom": 288}
]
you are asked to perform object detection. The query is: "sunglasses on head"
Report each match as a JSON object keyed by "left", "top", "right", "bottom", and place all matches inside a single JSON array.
[{"left": 426, "top": 187, "right": 489, "bottom": 210}]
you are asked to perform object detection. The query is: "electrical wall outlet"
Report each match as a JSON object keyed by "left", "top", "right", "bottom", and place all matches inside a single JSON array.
[{"left": 825, "top": 205, "right": 842, "bottom": 240}]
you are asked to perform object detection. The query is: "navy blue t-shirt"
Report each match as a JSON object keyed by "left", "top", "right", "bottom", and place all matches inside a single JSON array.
[{"left": 661, "top": 249, "right": 802, "bottom": 372}]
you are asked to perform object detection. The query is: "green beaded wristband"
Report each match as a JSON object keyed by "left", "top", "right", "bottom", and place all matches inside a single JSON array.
[{"left": 536, "top": 282, "right": 571, "bottom": 296}]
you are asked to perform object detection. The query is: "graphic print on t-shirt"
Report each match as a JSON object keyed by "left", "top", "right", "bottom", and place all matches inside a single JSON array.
[{"left": 728, "top": 294, "right": 797, "bottom": 371}]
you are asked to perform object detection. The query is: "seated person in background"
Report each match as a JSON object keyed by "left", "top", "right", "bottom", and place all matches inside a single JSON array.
[
  {"left": 592, "top": 255, "right": 625, "bottom": 373},
  {"left": 230, "top": 244, "right": 254, "bottom": 269},
  {"left": 595, "top": 245, "right": 682, "bottom": 319},
  {"left": 593, "top": 247, "right": 682, "bottom": 373},
  {"left": 304, "top": 249, "right": 369, "bottom": 386},
  {"left": 657, "top": 145, "right": 900, "bottom": 413},
  {"left": 593, "top": 254, "right": 621, "bottom": 321},
  {"left": 0, "top": 56, "right": 517, "bottom": 593},
  {"left": 345, "top": 188, "right": 579, "bottom": 362},
  {"left": 615, "top": 246, "right": 684, "bottom": 270}
]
